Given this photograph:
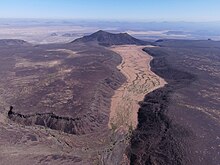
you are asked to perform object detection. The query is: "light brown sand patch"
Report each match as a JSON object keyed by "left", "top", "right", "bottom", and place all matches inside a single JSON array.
[
  {"left": 15, "top": 58, "right": 62, "bottom": 68},
  {"left": 47, "top": 49, "right": 79, "bottom": 58}
]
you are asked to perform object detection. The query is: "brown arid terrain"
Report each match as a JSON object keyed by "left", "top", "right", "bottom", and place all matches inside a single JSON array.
[
  {"left": 0, "top": 31, "right": 220, "bottom": 165},
  {"left": 0, "top": 37, "right": 124, "bottom": 164}
]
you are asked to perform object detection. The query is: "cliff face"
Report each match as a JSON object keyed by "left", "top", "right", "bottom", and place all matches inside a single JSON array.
[{"left": 8, "top": 111, "right": 102, "bottom": 135}]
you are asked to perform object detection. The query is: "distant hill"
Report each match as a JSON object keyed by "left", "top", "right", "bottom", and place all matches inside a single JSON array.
[
  {"left": 154, "top": 39, "right": 220, "bottom": 48},
  {"left": 50, "top": 33, "right": 58, "bottom": 37},
  {"left": 0, "top": 39, "right": 30, "bottom": 46},
  {"left": 71, "top": 30, "right": 150, "bottom": 46},
  {"left": 62, "top": 33, "right": 75, "bottom": 37}
]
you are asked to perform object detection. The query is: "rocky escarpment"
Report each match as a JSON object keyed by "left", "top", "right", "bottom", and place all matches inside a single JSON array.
[
  {"left": 7, "top": 46, "right": 126, "bottom": 135},
  {"left": 128, "top": 47, "right": 195, "bottom": 165},
  {"left": 7, "top": 71, "right": 125, "bottom": 135},
  {"left": 8, "top": 109, "right": 105, "bottom": 135}
]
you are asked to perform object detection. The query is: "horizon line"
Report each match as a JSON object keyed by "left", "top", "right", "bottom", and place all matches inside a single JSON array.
[{"left": 0, "top": 17, "right": 220, "bottom": 23}]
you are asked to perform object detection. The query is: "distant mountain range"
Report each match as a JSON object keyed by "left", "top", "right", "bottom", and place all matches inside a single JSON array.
[
  {"left": 0, "top": 39, "right": 30, "bottom": 46},
  {"left": 72, "top": 30, "right": 150, "bottom": 46},
  {"left": 2, "top": 32, "right": 219, "bottom": 48},
  {"left": 0, "top": 31, "right": 150, "bottom": 47}
]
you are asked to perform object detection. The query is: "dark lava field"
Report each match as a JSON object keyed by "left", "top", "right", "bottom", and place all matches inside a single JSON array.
[{"left": 129, "top": 40, "right": 220, "bottom": 165}]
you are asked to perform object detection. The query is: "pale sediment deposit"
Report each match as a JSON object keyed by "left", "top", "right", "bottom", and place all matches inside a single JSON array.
[{"left": 109, "top": 45, "right": 166, "bottom": 130}]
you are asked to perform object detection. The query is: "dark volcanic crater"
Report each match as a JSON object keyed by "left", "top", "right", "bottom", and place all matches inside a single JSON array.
[{"left": 72, "top": 30, "right": 150, "bottom": 46}]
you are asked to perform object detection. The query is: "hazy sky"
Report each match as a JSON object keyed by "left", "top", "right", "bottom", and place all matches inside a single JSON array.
[{"left": 0, "top": 0, "right": 220, "bottom": 21}]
